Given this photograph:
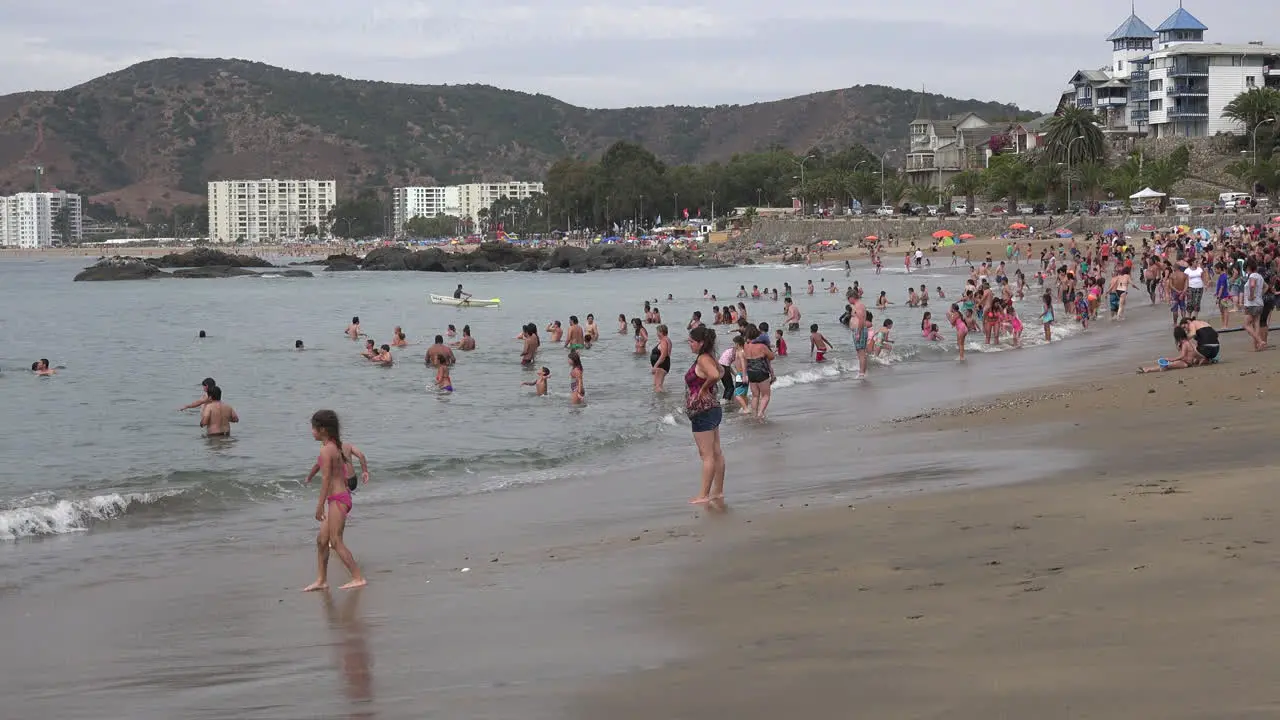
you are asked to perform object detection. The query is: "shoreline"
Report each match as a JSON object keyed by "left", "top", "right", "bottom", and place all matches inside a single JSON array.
[{"left": 567, "top": 331, "right": 1280, "bottom": 718}]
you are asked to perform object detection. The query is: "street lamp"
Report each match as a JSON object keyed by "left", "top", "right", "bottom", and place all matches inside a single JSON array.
[
  {"left": 1066, "top": 135, "right": 1085, "bottom": 212},
  {"left": 756, "top": 187, "right": 763, "bottom": 208},
  {"left": 673, "top": 192, "right": 679, "bottom": 222},
  {"left": 710, "top": 190, "right": 718, "bottom": 229},
  {"left": 796, "top": 155, "right": 815, "bottom": 214},
  {"left": 880, "top": 150, "right": 898, "bottom": 208},
  {"left": 1253, "top": 118, "right": 1276, "bottom": 166}
]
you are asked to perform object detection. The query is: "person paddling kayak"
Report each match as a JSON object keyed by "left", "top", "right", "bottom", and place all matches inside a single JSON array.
[{"left": 453, "top": 284, "right": 472, "bottom": 301}]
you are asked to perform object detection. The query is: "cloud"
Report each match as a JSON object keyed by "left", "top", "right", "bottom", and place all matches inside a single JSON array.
[{"left": 0, "top": 0, "right": 1277, "bottom": 111}]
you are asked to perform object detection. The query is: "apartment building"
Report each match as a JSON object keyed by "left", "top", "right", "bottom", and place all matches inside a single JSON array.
[
  {"left": 391, "top": 181, "right": 544, "bottom": 234},
  {"left": 1062, "top": 5, "right": 1280, "bottom": 138},
  {"left": 392, "top": 186, "right": 462, "bottom": 232},
  {"left": 0, "top": 190, "right": 82, "bottom": 248},
  {"left": 207, "top": 179, "right": 336, "bottom": 243}
]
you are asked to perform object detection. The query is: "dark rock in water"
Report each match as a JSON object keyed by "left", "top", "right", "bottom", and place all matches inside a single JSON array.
[
  {"left": 152, "top": 247, "right": 274, "bottom": 268},
  {"left": 296, "top": 253, "right": 359, "bottom": 267},
  {"left": 325, "top": 260, "right": 362, "bottom": 272},
  {"left": 360, "top": 246, "right": 414, "bottom": 271},
  {"left": 73, "top": 256, "right": 165, "bottom": 281},
  {"left": 273, "top": 269, "right": 314, "bottom": 278},
  {"left": 540, "top": 245, "right": 587, "bottom": 271},
  {"left": 171, "top": 265, "right": 259, "bottom": 279},
  {"left": 307, "top": 241, "right": 731, "bottom": 273}
]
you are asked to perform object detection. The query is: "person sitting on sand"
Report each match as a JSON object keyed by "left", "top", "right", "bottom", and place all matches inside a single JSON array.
[{"left": 1138, "top": 326, "right": 1208, "bottom": 373}]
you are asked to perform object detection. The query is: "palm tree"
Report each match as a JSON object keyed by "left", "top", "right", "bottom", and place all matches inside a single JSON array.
[
  {"left": 1028, "top": 162, "right": 1066, "bottom": 209},
  {"left": 1223, "top": 87, "right": 1280, "bottom": 135},
  {"left": 1141, "top": 145, "right": 1192, "bottom": 211},
  {"left": 1072, "top": 162, "right": 1110, "bottom": 203},
  {"left": 881, "top": 175, "right": 910, "bottom": 206},
  {"left": 845, "top": 171, "right": 880, "bottom": 208},
  {"left": 909, "top": 183, "right": 939, "bottom": 209},
  {"left": 1105, "top": 154, "right": 1142, "bottom": 209},
  {"left": 1041, "top": 106, "right": 1106, "bottom": 166},
  {"left": 984, "top": 155, "right": 1031, "bottom": 211},
  {"left": 948, "top": 170, "right": 986, "bottom": 214}
]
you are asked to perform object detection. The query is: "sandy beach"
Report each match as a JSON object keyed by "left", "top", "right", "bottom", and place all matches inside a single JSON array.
[{"left": 570, "top": 332, "right": 1280, "bottom": 719}]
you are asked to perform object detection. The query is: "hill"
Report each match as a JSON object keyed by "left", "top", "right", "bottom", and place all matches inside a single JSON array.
[{"left": 0, "top": 58, "right": 1035, "bottom": 216}]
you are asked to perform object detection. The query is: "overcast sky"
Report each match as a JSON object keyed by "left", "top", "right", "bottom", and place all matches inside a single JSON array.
[{"left": 1, "top": 1, "right": 1277, "bottom": 111}]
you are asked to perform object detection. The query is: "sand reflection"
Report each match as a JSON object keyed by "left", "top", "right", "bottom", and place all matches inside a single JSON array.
[{"left": 321, "top": 590, "right": 375, "bottom": 717}]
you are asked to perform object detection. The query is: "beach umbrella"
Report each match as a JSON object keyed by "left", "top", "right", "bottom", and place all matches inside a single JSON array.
[
  {"left": 1272, "top": 215, "right": 1280, "bottom": 222},
  {"left": 1103, "top": 229, "right": 1117, "bottom": 236},
  {"left": 931, "top": 229, "right": 953, "bottom": 239},
  {"left": 1193, "top": 228, "right": 1210, "bottom": 240},
  {"left": 1177, "top": 224, "right": 1191, "bottom": 233},
  {"left": 958, "top": 233, "right": 975, "bottom": 240},
  {"left": 1009, "top": 222, "right": 1028, "bottom": 230},
  {"left": 1139, "top": 224, "right": 1157, "bottom": 232},
  {"left": 864, "top": 235, "right": 879, "bottom": 241},
  {"left": 1055, "top": 228, "right": 1073, "bottom": 239},
  {"left": 940, "top": 237, "right": 956, "bottom": 246}
]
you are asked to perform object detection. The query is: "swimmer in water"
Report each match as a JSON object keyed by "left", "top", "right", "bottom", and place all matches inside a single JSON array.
[
  {"left": 198, "top": 330, "right": 207, "bottom": 338},
  {"left": 374, "top": 344, "right": 393, "bottom": 365},
  {"left": 180, "top": 377, "right": 217, "bottom": 410},
  {"left": 425, "top": 335, "right": 455, "bottom": 389},
  {"left": 446, "top": 324, "right": 457, "bottom": 338},
  {"left": 809, "top": 323, "right": 832, "bottom": 362},
  {"left": 199, "top": 385, "right": 239, "bottom": 437},
  {"left": 360, "top": 339, "right": 377, "bottom": 359},
  {"left": 617, "top": 314, "right": 628, "bottom": 334},
  {"left": 31, "top": 359, "right": 56, "bottom": 376},
  {"left": 564, "top": 316, "right": 587, "bottom": 350},
  {"left": 390, "top": 327, "right": 408, "bottom": 347},
  {"left": 346, "top": 317, "right": 362, "bottom": 340},
  {"left": 522, "top": 366, "right": 550, "bottom": 396},
  {"left": 303, "top": 409, "right": 366, "bottom": 592},
  {"left": 295, "top": 340, "right": 305, "bottom": 350},
  {"left": 568, "top": 351, "right": 585, "bottom": 405},
  {"left": 546, "top": 320, "right": 564, "bottom": 343},
  {"left": 584, "top": 314, "right": 600, "bottom": 343},
  {"left": 451, "top": 325, "right": 476, "bottom": 351}
]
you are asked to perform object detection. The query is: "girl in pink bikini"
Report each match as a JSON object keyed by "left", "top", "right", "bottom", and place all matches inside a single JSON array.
[
  {"left": 947, "top": 303, "right": 968, "bottom": 361},
  {"left": 304, "top": 410, "right": 367, "bottom": 592}
]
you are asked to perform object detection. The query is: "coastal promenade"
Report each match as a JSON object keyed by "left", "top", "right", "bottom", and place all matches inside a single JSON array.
[{"left": 756, "top": 212, "right": 1271, "bottom": 246}]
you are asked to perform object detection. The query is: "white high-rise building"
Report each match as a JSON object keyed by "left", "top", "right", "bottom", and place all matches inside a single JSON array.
[
  {"left": 0, "top": 191, "right": 82, "bottom": 248},
  {"left": 392, "top": 186, "right": 462, "bottom": 232},
  {"left": 207, "top": 179, "right": 336, "bottom": 243},
  {"left": 1061, "top": 5, "right": 1280, "bottom": 138},
  {"left": 391, "top": 181, "right": 544, "bottom": 235}
]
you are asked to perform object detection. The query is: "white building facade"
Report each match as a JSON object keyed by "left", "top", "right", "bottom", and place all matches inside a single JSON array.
[
  {"left": 0, "top": 191, "right": 82, "bottom": 248},
  {"left": 391, "top": 181, "right": 544, "bottom": 234},
  {"left": 207, "top": 179, "right": 336, "bottom": 243},
  {"left": 392, "top": 186, "right": 462, "bottom": 232},
  {"left": 1062, "top": 6, "right": 1280, "bottom": 138}
]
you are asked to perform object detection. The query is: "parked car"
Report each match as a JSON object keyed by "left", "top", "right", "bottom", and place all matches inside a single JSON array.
[
  {"left": 989, "top": 206, "right": 1008, "bottom": 215},
  {"left": 873, "top": 206, "right": 895, "bottom": 216},
  {"left": 1016, "top": 205, "right": 1034, "bottom": 215},
  {"left": 1169, "top": 197, "right": 1191, "bottom": 213},
  {"left": 1033, "top": 203, "right": 1047, "bottom": 215},
  {"left": 926, "top": 205, "right": 941, "bottom": 216}
]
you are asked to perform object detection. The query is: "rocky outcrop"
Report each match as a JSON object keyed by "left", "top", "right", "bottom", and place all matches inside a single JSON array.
[
  {"left": 171, "top": 266, "right": 260, "bottom": 278},
  {"left": 319, "top": 242, "right": 719, "bottom": 273},
  {"left": 73, "top": 256, "right": 166, "bottom": 281},
  {"left": 152, "top": 247, "right": 275, "bottom": 268},
  {"left": 73, "top": 256, "right": 313, "bottom": 281}
]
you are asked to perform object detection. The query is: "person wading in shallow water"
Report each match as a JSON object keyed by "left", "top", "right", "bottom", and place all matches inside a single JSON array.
[{"left": 304, "top": 409, "right": 367, "bottom": 592}]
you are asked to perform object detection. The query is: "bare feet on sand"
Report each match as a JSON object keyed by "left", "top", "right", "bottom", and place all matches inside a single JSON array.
[
  {"left": 339, "top": 578, "right": 368, "bottom": 590},
  {"left": 302, "top": 581, "right": 328, "bottom": 592},
  {"left": 689, "top": 496, "right": 710, "bottom": 505}
]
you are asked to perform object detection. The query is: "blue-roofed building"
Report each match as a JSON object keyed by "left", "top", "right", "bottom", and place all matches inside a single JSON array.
[
  {"left": 1155, "top": 6, "right": 1207, "bottom": 48},
  {"left": 1059, "top": 5, "right": 1280, "bottom": 139}
]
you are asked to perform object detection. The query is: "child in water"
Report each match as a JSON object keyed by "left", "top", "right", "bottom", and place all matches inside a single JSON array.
[
  {"left": 1041, "top": 290, "right": 1055, "bottom": 341},
  {"left": 868, "top": 319, "right": 894, "bottom": 356},
  {"left": 522, "top": 367, "right": 550, "bottom": 396},
  {"left": 774, "top": 329, "right": 788, "bottom": 356},
  {"left": 809, "top": 324, "right": 832, "bottom": 362},
  {"left": 303, "top": 409, "right": 367, "bottom": 592}
]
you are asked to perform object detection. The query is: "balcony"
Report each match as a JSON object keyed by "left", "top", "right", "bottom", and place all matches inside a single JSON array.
[
  {"left": 1167, "top": 106, "right": 1209, "bottom": 119},
  {"left": 1096, "top": 96, "right": 1128, "bottom": 107},
  {"left": 1170, "top": 59, "right": 1209, "bottom": 77},
  {"left": 1167, "top": 83, "right": 1208, "bottom": 96},
  {"left": 1076, "top": 98, "right": 1094, "bottom": 109}
]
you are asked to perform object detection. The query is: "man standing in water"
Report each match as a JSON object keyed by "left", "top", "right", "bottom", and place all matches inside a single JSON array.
[
  {"left": 520, "top": 324, "right": 540, "bottom": 366},
  {"left": 783, "top": 297, "right": 801, "bottom": 332},
  {"left": 425, "top": 335, "right": 454, "bottom": 368},
  {"left": 199, "top": 385, "right": 239, "bottom": 437},
  {"left": 451, "top": 325, "right": 476, "bottom": 351},
  {"left": 848, "top": 294, "right": 870, "bottom": 379},
  {"left": 564, "top": 315, "right": 587, "bottom": 350}
]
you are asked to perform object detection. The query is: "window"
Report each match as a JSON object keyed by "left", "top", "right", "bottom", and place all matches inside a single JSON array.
[
  {"left": 1150, "top": 79, "right": 1163, "bottom": 91},
  {"left": 1118, "top": 60, "right": 1124, "bottom": 71},
  {"left": 1232, "top": 56, "right": 1243, "bottom": 67},
  {"left": 1247, "top": 76, "right": 1257, "bottom": 87},
  {"left": 1150, "top": 99, "right": 1163, "bottom": 112}
]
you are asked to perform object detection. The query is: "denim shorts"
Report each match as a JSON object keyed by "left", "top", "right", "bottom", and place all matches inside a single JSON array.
[{"left": 689, "top": 406, "right": 723, "bottom": 433}]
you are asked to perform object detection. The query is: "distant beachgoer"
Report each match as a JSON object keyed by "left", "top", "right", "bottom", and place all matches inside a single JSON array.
[
  {"left": 198, "top": 330, "right": 206, "bottom": 338},
  {"left": 374, "top": 344, "right": 393, "bottom": 365},
  {"left": 295, "top": 340, "right": 305, "bottom": 350},
  {"left": 199, "top": 385, "right": 239, "bottom": 437},
  {"left": 30, "top": 359, "right": 55, "bottom": 376},
  {"left": 584, "top": 314, "right": 600, "bottom": 343},
  {"left": 564, "top": 316, "right": 586, "bottom": 350},
  {"left": 451, "top": 325, "right": 476, "bottom": 351},
  {"left": 685, "top": 326, "right": 725, "bottom": 505},
  {"left": 650, "top": 324, "right": 672, "bottom": 392},
  {"left": 522, "top": 367, "right": 550, "bottom": 396},
  {"left": 617, "top": 314, "right": 628, "bottom": 334},
  {"left": 783, "top": 297, "right": 800, "bottom": 331},
  {"left": 810, "top": 323, "right": 832, "bottom": 362},
  {"left": 520, "top": 323, "right": 540, "bottom": 366},
  {"left": 1137, "top": 326, "right": 1208, "bottom": 373},
  {"left": 632, "top": 318, "right": 649, "bottom": 354},
  {"left": 303, "top": 409, "right": 367, "bottom": 592},
  {"left": 446, "top": 324, "right": 456, "bottom": 338},
  {"left": 346, "top": 317, "right": 362, "bottom": 340},
  {"left": 180, "top": 377, "right": 217, "bottom": 410},
  {"left": 360, "top": 339, "right": 377, "bottom": 359},
  {"left": 426, "top": 335, "right": 455, "bottom": 390},
  {"left": 453, "top": 284, "right": 471, "bottom": 301},
  {"left": 568, "top": 351, "right": 585, "bottom": 405}
]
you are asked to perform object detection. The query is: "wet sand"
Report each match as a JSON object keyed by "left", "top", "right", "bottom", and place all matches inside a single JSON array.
[{"left": 569, "top": 333, "right": 1280, "bottom": 719}]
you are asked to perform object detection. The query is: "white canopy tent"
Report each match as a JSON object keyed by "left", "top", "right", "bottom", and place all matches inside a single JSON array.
[{"left": 1130, "top": 187, "right": 1167, "bottom": 200}]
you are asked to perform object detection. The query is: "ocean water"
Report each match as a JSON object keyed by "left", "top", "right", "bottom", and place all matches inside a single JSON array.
[
  {"left": 0, "top": 253, "right": 1185, "bottom": 720},
  {"left": 0, "top": 255, "right": 1096, "bottom": 543}
]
